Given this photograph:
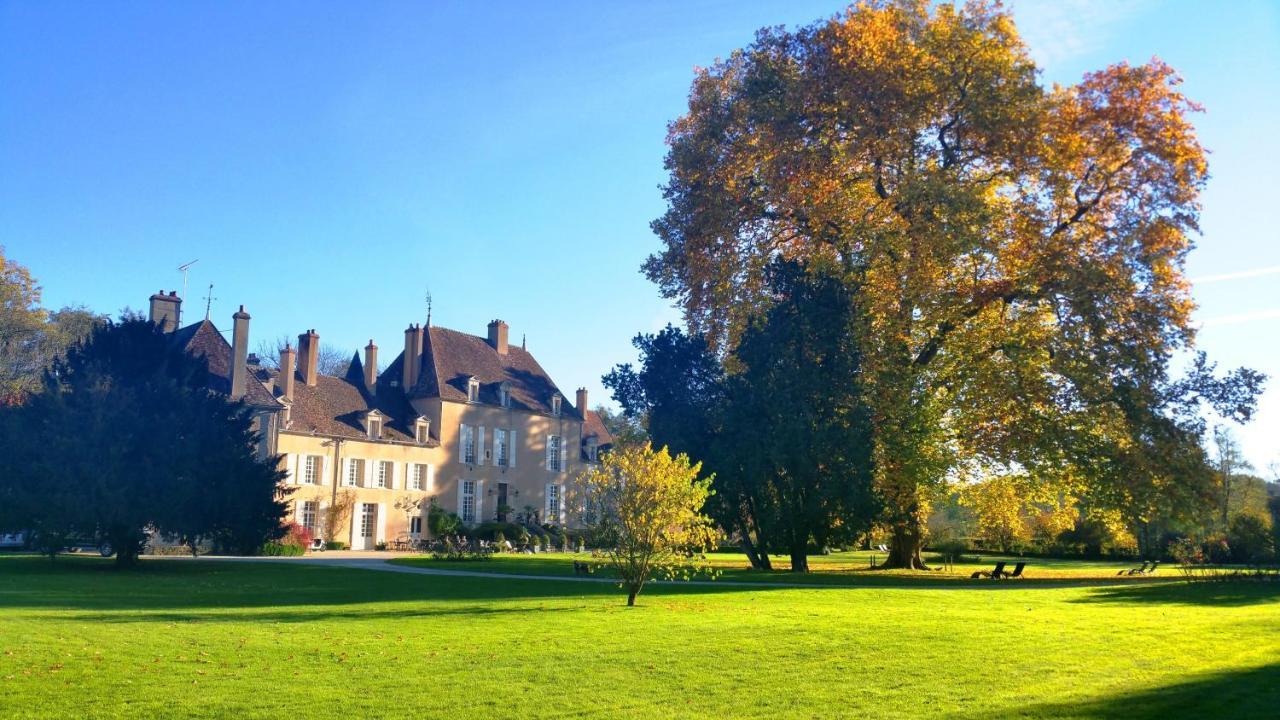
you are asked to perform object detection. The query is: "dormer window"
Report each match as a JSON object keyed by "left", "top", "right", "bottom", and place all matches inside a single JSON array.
[
  {"left": 467, "top": 377, "right": 480, "bottom": 403},
  {"left": 499, "top": 381, "right": 511, "bottom": 408},
  {"left": 414, "top": 417, "right": 431, "bottom": 445},
  {"left": 365, "top": 411, "right": 383, "bottom": 441},
  {"left": 586, "top": 438, "right": 599, "bottom": 463},
  {"left": 551, "top": 393, "right": 562, "bottom": 416}
]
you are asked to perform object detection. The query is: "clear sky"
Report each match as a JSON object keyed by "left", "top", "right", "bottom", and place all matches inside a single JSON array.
[{"left": 2, "top": 1, "right": 1277, "bottom": 472}]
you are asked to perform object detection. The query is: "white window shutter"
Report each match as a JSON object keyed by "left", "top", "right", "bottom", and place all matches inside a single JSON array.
[
  {"left": 363, "top": 459, "right": 372, "bottom": 489},
  {"left": 545, "top": 435, "right": 553, "bottom": 469},
  {"left": 475, "top": 480, "right": 484, "bottom": 523},
  {"left": 457, "top": 481, "right": 465, "bottom": 517},
  {"left": 477, "top": 426, "right": 486, "bottom": 466},
  {"left": 388, "top": 462, "right": 396, "bottom": 490},
  {"left": 376, "top": 503, "right": 386, "bottom": 544},
  {"left": 283, "top": 453, "right": 296, "bottom": 484},
  {"left": 458, "top": 424, "right": 468, "bottom": 463},
  {"left": 509, "top": 430, "right": 517, "bottom": 468},
  {"left": 427, "top": 464, "right": 435, "bottom": 493},
  {"left": 560, "top": 442, "right": 567, "bottom": 475}
]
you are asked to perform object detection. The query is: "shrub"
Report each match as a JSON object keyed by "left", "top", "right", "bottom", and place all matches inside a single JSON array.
[
  {"left": 325, "top": 540, "right": 347, "bottom": 551},
  {"left": 260, "top": 541, "right": 305, "bottom": 557},
  {"left": 1227, "top": 514, "right": 1276, "bottom": 564},
  {"left": 282, "top": 523, "right": 313, "bottom": 550},
  {"left": 375, "top": 541, "right": 388, "bottom": 552},
  {"left": 493, "top": 531, "right": 507, "bottom": 548},
  {"left": 932, "top": 538, "right": 970, "bottom": 563},
  {"left": 471, "top": 521, "right": 524, "bottom": 542},
  {"left": 427, "top": 535, "right": 496, "bottom": 561},
  {"left": 427, "top": 500, "right": 462, "bottom": 537}
]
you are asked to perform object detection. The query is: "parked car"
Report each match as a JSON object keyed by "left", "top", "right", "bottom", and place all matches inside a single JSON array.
[{"left": 0, "top": 531, "right": 29, "bottom": 550}]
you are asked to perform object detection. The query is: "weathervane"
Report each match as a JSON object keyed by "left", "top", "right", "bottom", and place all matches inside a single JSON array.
[
  {"left": 203, "top": 283, "right": 217, "bottom": 320},
  {"left": 425, "top": 289, "right": 433, "bottom": 327}
]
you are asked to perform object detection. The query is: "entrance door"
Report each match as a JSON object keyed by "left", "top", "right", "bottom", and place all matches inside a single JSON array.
[
  {"left": 357, "top": 503, "right": 377, "bottom": 550},
  {"left": 497, "top": 483, "right": 509, "bottom": 522}
]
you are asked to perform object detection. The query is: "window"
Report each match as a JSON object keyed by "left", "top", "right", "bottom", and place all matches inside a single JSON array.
[
  {"left": 551, "top": 394, "right": 562, "bottom": 416},
  {"left": 301, "top": 501, "right": 318, "bottom": 534},
  {"left": 547, "top": 435, "right": 562, "bottom": 472},
  {"left": 467, "top": 377, "right": 480, "bottom": 403},
  {"left": 586, "top": 440, "right": 598, "bottom": 463},
  {"left": 546, "top": 484, "right": 561, "bottom": 524},
  {"left": 360, "top": 503, "right": 376, "bottom": 539},
  {"left": 346, "top": 459, "right": 364, "bottom": 487},
  {"left": 462, "top": 424, "right": 476, "bottom": 464},
  {"left": 368, "top": 416, "right": 382, "bottom": 440},
  {"left": 375, "top": 460, "right": 392, "bottom": 489},
  {"left": 416, "top": 420, "right": 429, "bottom": 445},
  {"left": 409, "top": 516, "right": 422, "bottom": 535},
  {"left": 461, "top": 480, "right": 476, "bottom": 523},
  {"left": 410, "top": 463, "right": 430, "bottom": 491},
  {"left": 494, "top": 428, "right": 508, "bottom": 467},
  {"left": 303, "top": 455, "right": 321, "bottom": 484},
  {"left": 499, "top": 382, "right": 511, "bottom": 408}
]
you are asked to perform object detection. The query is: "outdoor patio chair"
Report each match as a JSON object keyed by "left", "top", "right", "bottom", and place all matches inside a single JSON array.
[
  {"left": 1005, "top": 562, "right": 1026, "bottom": 579},
  {"left": 971, "top": 561, "right": 1006, "bottom": 579},
  {"left": 1122, "top": 561, "right": 1149, "bottom": 576},
  {"left": 1141, "top": 561, "right": 1159, "bottom": 575}
]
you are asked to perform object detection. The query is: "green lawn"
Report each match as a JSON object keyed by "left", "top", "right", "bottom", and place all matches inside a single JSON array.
[
  {"left": 391, "top": 549, "right": 1168, "bottom": 585},
  {"left": 1, "top": 555, "right": 1277, "bottom": 719}
]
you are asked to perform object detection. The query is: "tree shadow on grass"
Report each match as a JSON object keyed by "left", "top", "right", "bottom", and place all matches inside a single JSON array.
[
  {"left": 951, "top": 662, "right": 1280, "bottom": 720},
  {"left": 1070, "top": 579, "right": 1280, "bottom": 607}
]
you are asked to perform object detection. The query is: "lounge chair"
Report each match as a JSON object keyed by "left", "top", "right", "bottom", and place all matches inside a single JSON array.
[
  {"left": 971, "top": 561, "right": 1007, "bottom": 579},
  {"left": 1121, "top": 561, "right": 1149, "bottom": 576},
  {"left": 876, "top": 544, "right": 890, "bottom": 553},
  {"left": 1141, "top": 561, "right": 1159, "bottom": 575},
  {"left": 1005, "top": 562, "right": 1026, "bottom": 579}
]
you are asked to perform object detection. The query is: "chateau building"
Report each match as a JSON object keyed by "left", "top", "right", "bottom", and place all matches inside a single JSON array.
[{"left": 147, "top": 289, "right": 612, "bottom": 550}]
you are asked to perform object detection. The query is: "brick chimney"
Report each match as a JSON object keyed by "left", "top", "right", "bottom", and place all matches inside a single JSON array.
[
  {"left": 487, "top": 319, "right": 509, "bottom": 355},
  {"left": 576, "top": 387, "right": 588, "bottom": 416},
  {"left": 148, "top": 290, "right": 181, "bottom": 333},
  {"left": 297, "top": 329, "right": 319, "bottom": 387},
  {"left": 402, "top": 323, "right": 422, "bottom": 390},
  {"left": 364, "top": 339, "right": 377, "bottom": 392},
  {"left": 279, "top": 343, "right": 296, "bottom": 400},
  {"left": 230, "top": 306, "right": 250, "bottom": 400}
]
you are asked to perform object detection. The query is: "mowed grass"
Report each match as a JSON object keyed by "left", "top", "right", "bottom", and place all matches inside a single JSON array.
[
  {"left": 1, "top": 555, "right": 1278, "bottom": 719},
  {"left": 392, "top": 549, "right": 1165, "bottom": 585}
]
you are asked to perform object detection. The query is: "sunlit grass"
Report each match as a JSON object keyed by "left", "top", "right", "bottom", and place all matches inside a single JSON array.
[{"left": 1, "top": 555, "right": 1277, "bottom": 719}]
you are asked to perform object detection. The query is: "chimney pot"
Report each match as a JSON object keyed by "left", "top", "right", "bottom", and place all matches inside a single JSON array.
[
  {"left": 279, "top": 343, "right": 296, "bottom": 400},
  {"left": 364, "top": 339, "right": 378, "bottom": 392}
]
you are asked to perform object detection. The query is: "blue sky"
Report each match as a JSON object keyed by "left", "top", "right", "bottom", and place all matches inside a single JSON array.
[{"left": 2, "top": 1, "right": 1277, "bottom": 472}]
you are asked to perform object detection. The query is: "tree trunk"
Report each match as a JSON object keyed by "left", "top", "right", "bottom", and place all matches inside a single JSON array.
[
  {"left": 740, "top": 528, "right": 771, "bottom": 570},
  {"left": 883, "top": 522, "right": 929, "bottom": 570},
  {"left": 109, "top": 527, "right": 143, "bottom": 569},
  {"left": 790, "top": 546, "right": 809, "bottom": 573},
  {"left": 626, "top": 587, "right": 638, "bottom": 607}
]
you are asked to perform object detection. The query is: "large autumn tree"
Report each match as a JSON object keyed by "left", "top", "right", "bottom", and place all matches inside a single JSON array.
[{"left": 646, "top": 1, "right": 1262, "bottom": 567}]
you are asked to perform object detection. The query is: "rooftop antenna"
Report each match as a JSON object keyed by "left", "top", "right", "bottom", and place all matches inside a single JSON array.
[
  {"left": 425, "top": 289, "right": 433, "bottom": 327},
  {"left": 521, "top": 333, "right": 526, "bottom": 350},
  {"left": 177, "top": 259, "right": 199, "bottom": 324},
  {"left": 203, "top": 283, "right": 217, "bottom": 320}
]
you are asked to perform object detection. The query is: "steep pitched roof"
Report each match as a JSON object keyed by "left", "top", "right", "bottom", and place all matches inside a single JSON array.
[
  {"left": 264, "top": 367, "right": 435, "bottom": 445},
  {"left": 173, "top": 320, "right": 279, "bottom": 408},
  {"left": 393, "top": 326, "right": 584, "bottom": 419},
  {"left": 581, "top": 409, "right": 614, "bottom": 461}
]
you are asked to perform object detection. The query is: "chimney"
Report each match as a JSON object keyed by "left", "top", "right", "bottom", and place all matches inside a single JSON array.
[
  {"left": 402, "top": 323, "right": 423, "bottom": 390},
  {"left": 297, "top": 329, "right": 319, "bottom": 387},
  {"left": 279, "top": 343, "right": 296, "bottom": 400},
  {"left": 576, "top": 387, "right": 588, "bottom": 416},
  {"left": 364, "top": 339, "right": 378, "bottom": 392},
  {"left": 148, "top": 290, "right": 182, "bottom": 333},
  {"left": 487, "top": 319, "right": 509, "bottom": 355},
  {"left": 230, "top": 306, "right": 250, "bottom": 400}
]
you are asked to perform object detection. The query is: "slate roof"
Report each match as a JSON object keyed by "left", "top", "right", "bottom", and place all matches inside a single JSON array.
[
  {"left": 261, "top": 363, "right": 435, "bottom": 444},
  {"left": 581, "top": 409, "right": 614, "bottom": 461},
  {"left": 392, "top": 326, "right": 585, "bottom": 419},
  {"left": 172, "top": 320, "right": 279, "bottom": 408}
]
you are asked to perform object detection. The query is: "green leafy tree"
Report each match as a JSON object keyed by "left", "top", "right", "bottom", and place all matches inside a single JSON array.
[
  {"left": 719, "top": 261, "right": 878, "bottom": 572},
  {"left": 0, "top": 318, "right": 288, "bottom": 566}
]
